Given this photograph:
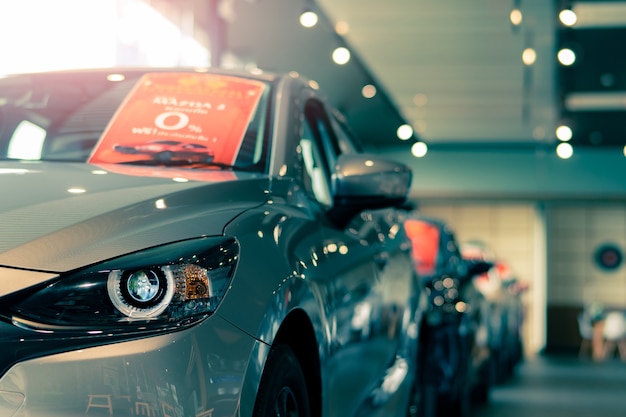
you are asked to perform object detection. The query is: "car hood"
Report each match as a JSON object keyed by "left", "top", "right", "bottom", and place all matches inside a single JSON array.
[{"left": 0, "top": 161, "right": 269, "bottom": 272}]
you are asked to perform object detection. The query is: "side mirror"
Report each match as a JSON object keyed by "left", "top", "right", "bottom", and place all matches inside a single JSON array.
[
  {"left": 332, "top": 153, "right": 412, "bottom": 208},
  {"left": 329, "top": 153, "right": 412, "bottom": 227},
  {"left": 465, "top": 259, "right": 493, "bottom": 277}
]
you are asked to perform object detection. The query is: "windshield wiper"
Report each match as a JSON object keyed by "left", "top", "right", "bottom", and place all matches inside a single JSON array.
[{"left": 119, "top": 159, "right": 256, "bottom": 171}]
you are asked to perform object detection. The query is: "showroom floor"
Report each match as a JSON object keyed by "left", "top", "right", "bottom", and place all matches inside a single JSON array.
[{"left": 474, "top": 354, "right": 626, "bottom": 417}]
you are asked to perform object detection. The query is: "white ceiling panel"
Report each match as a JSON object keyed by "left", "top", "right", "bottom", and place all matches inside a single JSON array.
[{"left": 318, "top": 0, "right": 557, "bottom": 144}]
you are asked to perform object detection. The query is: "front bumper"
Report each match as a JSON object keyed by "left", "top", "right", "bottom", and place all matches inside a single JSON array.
[{"left": 0, "top": 315, "right": 257, "bottom": 417}]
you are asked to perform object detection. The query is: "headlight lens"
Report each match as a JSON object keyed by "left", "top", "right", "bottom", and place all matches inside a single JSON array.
[
  {"left": 108, "top": 268, "right": 175, "bottom": 318},
  {"left": 3, "top": 236, "right": 238, "bottom": 333}
]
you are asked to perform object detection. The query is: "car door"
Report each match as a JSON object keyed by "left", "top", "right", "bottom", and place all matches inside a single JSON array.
[{"left": 299, "top": 98, "right": 417, "bottom": 416}]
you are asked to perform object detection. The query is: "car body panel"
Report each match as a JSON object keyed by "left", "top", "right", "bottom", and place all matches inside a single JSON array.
[
  {"left": 0, "top": 315, "right": 256, "bottom": 417},
  {"left": 221, "top": 202, "right": 421, "bottom": 417},
  {"left": 0, "top": 267, "right": 57, "bottom": 297},
  {"left": 0, "top": 161, "right": 267, "bottom": 272},
  {"left": 0, "top": 68, "right": 421, "bottom": 417}
]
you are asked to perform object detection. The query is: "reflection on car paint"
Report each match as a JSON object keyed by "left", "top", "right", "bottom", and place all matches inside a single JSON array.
[{"left": 0, "top": 68, "right": 420, "bottom": 417}]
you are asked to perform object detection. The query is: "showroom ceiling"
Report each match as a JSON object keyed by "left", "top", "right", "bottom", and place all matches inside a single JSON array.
[
  {"left": 156, "top": 0, "right": 626, "bottom": 152},
  {"left": 317, "top": 0, "right": 556, "bottom": 149},
  {"left": 318, "top": 0, "right": 626, "bottom": 151},
  {"left": 221, "top": 0, "right": 410, "bottom": 149}
]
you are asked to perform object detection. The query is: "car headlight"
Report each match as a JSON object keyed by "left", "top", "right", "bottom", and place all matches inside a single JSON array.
[{"left": 3, "top": 236, "right": 238, "bottom": 333}]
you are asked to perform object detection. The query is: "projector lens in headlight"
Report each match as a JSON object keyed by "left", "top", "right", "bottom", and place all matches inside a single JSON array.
[
  {"left": 108, "top": 268, "right": 174, "bottom": 318},
  {"left": 126, "top": 270, "right": 161, "bottom": 302}
]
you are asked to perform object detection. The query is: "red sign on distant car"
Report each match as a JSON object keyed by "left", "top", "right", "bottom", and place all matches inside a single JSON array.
[
  {"left": 88, "top": 72, "right": 266, "bottom": 165},
  {"left": 404, "top": 218, "right": 441, "bottom": 277}
]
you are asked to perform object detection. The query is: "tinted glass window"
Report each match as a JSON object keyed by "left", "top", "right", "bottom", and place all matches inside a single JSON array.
[
  {"left": 300, "top": 104, "right": 332, "bottom": 206},
  {"left": 330, "top": 111, "right": 362, "bottom": 154},
  {"left": 0, "top": 70, "right": 271, "bottom": 172}
]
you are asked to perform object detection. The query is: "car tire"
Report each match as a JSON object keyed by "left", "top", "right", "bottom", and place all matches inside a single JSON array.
[
  {"left": 444, "top": 382, "right": 472, "bottom": 417},
  {"left": 253, "top": 344, "right": 311, "bottom": 417},
  {"left": 472, "top": 355, "right": 494, "bottom": 405},
  {"left": 438, "top": 347, "right": 473, "bottom": 417},
  {"left": 419, "top": 383, "right": 438, "bottom": 417}
]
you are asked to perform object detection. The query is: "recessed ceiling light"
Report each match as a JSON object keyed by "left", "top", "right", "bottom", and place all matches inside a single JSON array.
[
  {"left": 332, "top": 47, "right": 350, "bottom": 65},
  {"left": 522, "top": 48, "right": 537, "bottom": 66},
  {"left": 299, "top": 11, "right": 318, "bottom": 28},
  {"left": 556, "top": 142, "right": 574, "bottom": 159},
  {"left": 510, "top": 9, "right": 523, "bottom": 26},
  {"left": 413, "top": 93, "right": 428, "bottom": 106},
  {"left": 556, "top": 125, "right": 573, "bottom": 141},
  {"left": 335, "top": 21, "right": 349, "bottom": 35},
  {"left": 411, "top": 141, "right": 428, "bottom": 158},
  {"left": 397, "top": 124, "right": 413, "bottom": 140},
  {"left": 559, "top": 9, "right": 578, "bottom": 26},
  {"left": 361, "top": 84, "right": 376, "bottom": 98},
  {"left": 558, "top": 48, "right": 576, "bottom": 66}
]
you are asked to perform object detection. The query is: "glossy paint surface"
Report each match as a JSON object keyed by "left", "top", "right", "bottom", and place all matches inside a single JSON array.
[{"left": 0, "top": 69, "right": 421, "bottom": 417}]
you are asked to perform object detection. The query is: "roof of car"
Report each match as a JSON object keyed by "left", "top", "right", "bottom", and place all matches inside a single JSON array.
[{"left": 4, "top": 66, "right": 284, "bottom": 83}]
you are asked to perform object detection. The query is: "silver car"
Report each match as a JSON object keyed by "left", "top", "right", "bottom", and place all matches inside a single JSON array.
[{"left": 0, "top": 68, "right": 424, "bottom": 417}]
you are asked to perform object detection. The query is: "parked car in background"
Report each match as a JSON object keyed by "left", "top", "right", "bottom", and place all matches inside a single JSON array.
[
  {"left": 461, "top": 240, "right": 526, "bottom": 383},
  {"left": 0, "top": 68, "right": 425, "bottom": 417},
  {"left": 403, "top": 214, "right": 493, "bottom": 417}
]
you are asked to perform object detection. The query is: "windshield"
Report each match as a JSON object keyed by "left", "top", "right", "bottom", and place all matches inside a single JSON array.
[{"left": 0, "top": 70, "right": 271, "bottom": 173}]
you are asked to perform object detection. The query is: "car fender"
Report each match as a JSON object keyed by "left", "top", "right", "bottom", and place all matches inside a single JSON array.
[{"left": 236, "top": 273, "right": 327, "bottom": 417}]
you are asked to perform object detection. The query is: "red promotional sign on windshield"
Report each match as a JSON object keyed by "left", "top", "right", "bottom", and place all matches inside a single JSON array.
[{"left": 88, "top": 72, "right": 265, "bottom": 165}]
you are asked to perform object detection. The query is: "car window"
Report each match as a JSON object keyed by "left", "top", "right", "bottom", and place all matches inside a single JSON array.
[
  {"left": 299, "top": 99, "right": 365, "bottom": 207},
  {"left": 0, "top": 71, "right": 271, "bottom": 173},
  {"left": 329, "top": 110, "right": 362, "bottom": 154},
  {"left": 300, "top": 117, "right": 332, "bottom": 206}
]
